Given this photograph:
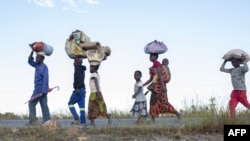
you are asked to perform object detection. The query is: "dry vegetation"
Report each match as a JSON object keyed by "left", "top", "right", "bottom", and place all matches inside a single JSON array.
[
  {"left": 0, "top": 124, "right": 224, "bottom": 141},
  {"left": 0, "top": 97, "right": 249, "bottom": 141}
]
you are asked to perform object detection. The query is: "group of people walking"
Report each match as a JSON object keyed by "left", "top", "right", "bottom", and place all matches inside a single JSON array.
[
  {"left": 130, "top": 53, "right": 181, "bottom": 125},
  {"left": 131, "top": 52, "right": 250, "bottom": 125},
  {"left": 68, "top": 56, "right": 110, "bottom": 127},
  {"left": 25, "top": 46, "right": 250, "bottom": 127},
  {"left": 25, "top": 48, "right": 182, "bottom": 127},
  {"left": 26, "top": 50, "right": 110, "bottom": 127}
]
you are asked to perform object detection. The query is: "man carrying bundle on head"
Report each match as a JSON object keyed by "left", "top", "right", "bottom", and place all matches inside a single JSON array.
[
  {"left": 220, "top": 49, "right": 250, "bottom": 124},
  {"left": 26, "top": 47, "right": 51, "bottom": 126}
]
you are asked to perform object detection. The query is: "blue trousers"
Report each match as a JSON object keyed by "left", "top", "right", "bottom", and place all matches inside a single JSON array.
[
  {"left": 29, "top": 93, "right": 51, "bottom": 123},
  {"left": 68, "top": 88, "right": 86, "bottom": 124}
]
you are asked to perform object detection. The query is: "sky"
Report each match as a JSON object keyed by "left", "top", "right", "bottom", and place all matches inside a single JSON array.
[{"left": 0, "top": 0, "right": 250, "bottom": 116}]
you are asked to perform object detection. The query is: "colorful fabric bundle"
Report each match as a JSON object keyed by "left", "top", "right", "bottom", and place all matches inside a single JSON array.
[{"left": 29, "top": 41, "right": 53, "bottom": 56}]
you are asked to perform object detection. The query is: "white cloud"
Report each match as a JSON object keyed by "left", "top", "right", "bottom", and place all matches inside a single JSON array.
[
  {"left": 62, "top": 0, "right": 92, "bottom": 14},
  {"left": 27, "top": 0, "right": 99, "bottom": 13},
  {"left": 28, "top": 0, "right": 55, "bottom": 8},
  {"left": 62, "top": 0, "right": 99, "bottom": 7},
  {"left": 85, "top": 0, "right": 99, "bottom": 5}
]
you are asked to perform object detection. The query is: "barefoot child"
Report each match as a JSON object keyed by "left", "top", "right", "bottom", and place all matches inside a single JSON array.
[
  {"left": 88, "top": 64, "right": 110, "bottom": 126},
  {"left": 131, "top": 70, "right": 148, "bottom": 125}
]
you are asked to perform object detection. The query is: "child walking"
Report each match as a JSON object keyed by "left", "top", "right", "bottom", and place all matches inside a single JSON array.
[
  {"left": 131, "top": 70, "right": 148, "bottom": 125},
  {"left": 220, "top": 55, "right": 250, "bottom": 123},
  {"left": 88, "top": 64, "right": 110, "bottom": 126}
]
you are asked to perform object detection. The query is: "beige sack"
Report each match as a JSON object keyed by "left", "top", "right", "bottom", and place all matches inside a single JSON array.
[
  {"left": 80, "top": 31, "right": 91, "bottom": 43},
  {"left": 79, "top": 42, "right": 101, "bottom": 49},
  {"left": 86, "top": 46, "right": 111, "bottom": 65},
  {"left": 222, "top": 49, "right": 250, "bottom": 62},
  {"left": 103, "top": 46, "right": 111, "bottom": 56},
  {"left": 65, "top": 39, "right": 87, "bottom": 59},
  {"left": 65, "top": 30, "right": 101, "bottom": 59},
  {"left": 87, "top": 48, "right": 105, "bottom": 65}
]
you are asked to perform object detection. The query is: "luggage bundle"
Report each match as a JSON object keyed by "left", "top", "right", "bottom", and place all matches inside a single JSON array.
[
  {"left": 86, "top": 46, "right": 111, "bottom": 65},
  {"left": 29, "top": 42, "right": 53, "bottom": 56},
  {"left": 222, "top": 49, "right": 250, "bottom": 62},
  {"left": 65, "top": 29, "right": 111, "bottom": 65},
  {"left": 65, "top": 30, "right": 99, "bottom": 59},
  {"left": 144, "top": 40, "right": 168, "bottom": 54}
]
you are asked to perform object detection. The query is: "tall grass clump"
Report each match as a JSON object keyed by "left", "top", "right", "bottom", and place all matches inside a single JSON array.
[
  {"left": 0, "top": 112, "right": 26, "bottom": 120},
  {"left": 50, "top": 109, "right": 73, "bottom": 119},
  {"left": 109, "top": 109, "right": 133, "bottom": 119},
  {"left": 180, "top": 96, "right": 250, "bottom": 134}
]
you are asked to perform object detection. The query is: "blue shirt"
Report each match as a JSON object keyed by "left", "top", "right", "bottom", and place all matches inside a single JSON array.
[{"left": 28, "top": 57, "right": 49, "bottom": 94}]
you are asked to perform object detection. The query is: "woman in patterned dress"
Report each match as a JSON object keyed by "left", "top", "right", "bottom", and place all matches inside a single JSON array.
[{"left": 143, "top": 53, "right": 181, "bottom": 122}]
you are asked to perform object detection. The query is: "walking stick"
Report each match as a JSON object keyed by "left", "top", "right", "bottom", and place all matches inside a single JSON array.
[
  {"left": 24, "top": 86, "right": 60, "bottom": 104},
  {"left": 144, "top": 91, "right": 150, "bottom": 95}
]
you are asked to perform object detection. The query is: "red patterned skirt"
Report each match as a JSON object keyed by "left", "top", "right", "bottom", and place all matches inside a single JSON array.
[{"left": 149, "top": 66, "right": 177, "bottom": 117}]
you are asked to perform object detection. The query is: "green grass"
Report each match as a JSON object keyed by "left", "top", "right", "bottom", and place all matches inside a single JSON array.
[{"left": 0, "top": 96, "right": 249, "bottom": 140}]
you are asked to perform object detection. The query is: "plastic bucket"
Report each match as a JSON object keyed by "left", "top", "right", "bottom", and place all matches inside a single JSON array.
[{"left": 72, "top": 31, "right": 81, "bottom": 44}]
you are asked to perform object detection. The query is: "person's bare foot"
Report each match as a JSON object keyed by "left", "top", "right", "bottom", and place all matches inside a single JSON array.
[
  {"left": 90, "top": 119, "right": 95, "bottom": 126},
  {"left": 107, "top": 113, "right": 112, "bottom": 124},
  {"left": 151, "top": 116, "right": 155, "bottom": 123},
  {"left": 176, "top": 112, "right": 182, "bottom": 120}
]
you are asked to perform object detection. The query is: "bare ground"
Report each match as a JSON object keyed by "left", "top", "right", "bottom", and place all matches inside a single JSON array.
[{"left": 85, "top": 133, "right": 223, "bottom": 141}]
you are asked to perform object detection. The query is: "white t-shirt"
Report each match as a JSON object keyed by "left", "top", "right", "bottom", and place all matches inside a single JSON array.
[
  {"left": 134, "top": 80, "right": 146, "bottom": 102},
  {"left": 89, "top": 72, "right": 101, "bottom": 93},
  {"left": 220, "top": 62, "right": 248, "bottom": 90},
  {"left": 226, "top": 66, "right": 247, "bottom": 90}
]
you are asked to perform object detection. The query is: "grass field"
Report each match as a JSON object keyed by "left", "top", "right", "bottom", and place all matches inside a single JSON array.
[{"left": 0, "top": 97, "right": 249, "bottom": 141}]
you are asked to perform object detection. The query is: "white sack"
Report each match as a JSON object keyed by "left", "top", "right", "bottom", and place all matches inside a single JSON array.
[
  {"left": 144, "top": 40, "right": 168, "bottom": 54},
  {"left": 222, "top": 49, "right": 250, "bottom": 62}
]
